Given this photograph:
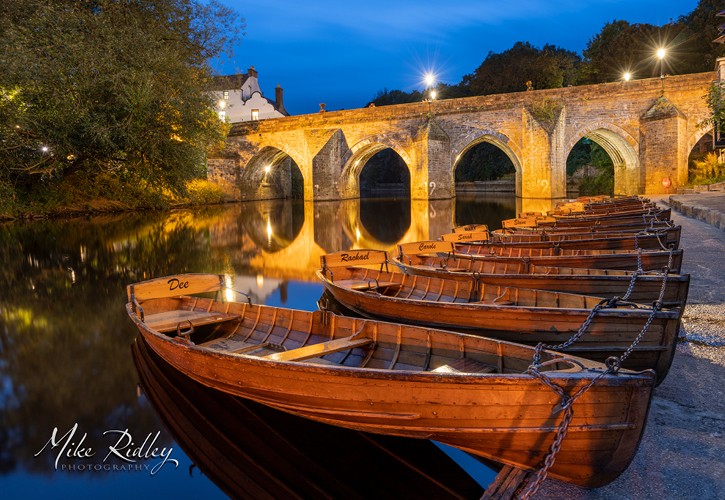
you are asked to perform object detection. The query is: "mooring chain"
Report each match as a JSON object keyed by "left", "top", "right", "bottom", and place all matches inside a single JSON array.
[
  {"left": 517, "top": 378, "right": 574, "bottom": 500},
  {"left": 521, "top": 247, "right": 673, "bottom": 499},
  {"left": 532, "top": 298, "right": 610, "bottom": 365}
]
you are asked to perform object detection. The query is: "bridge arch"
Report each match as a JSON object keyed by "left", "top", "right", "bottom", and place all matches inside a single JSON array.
[
  {"left": 687, "top": 126, "right": 714, "bottom": 156},
  {"left": 241, "top": 145, "right": 306, "bottom": 200},
  {"left": 685, "top": 124, "right": 716, "bottom": 185},
  {"left": 566, "top": 122, "right": 640, "bottom": 196},
  {"left": 451, "top": 129, "right": 523, "bottom": 197},
  {"left": 341, "top": 136, "right": 413, "bottom": 199}
]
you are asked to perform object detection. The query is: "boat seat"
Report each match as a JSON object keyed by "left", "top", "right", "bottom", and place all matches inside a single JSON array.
[
  {"left": 439, "top": 267, "right": 467, "bottom": 272},
  {"left": 144, "top": 309, "right": 240, "bottom": 333},
  {"left": 433, "top": 358, "right": 497, "bottom": 374},
  {"left": 264, "top": 336, "right": 374, "bottom": 362},
  {"left": 336, "top": 279, "right": 401, "bottom": 291},
  {"left": 470, "top": 300, "right": 516, "bottom": 306},
  {"left": 200, "top": 337, "right": 255, "bottom": 352},
  {"left": 201, "top": 338, "right": 287, "bottom": 355}
]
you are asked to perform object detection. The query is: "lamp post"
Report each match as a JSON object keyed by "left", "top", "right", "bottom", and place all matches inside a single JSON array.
[
  {"left": 657, "top": 48, "right": 666, "bottom": 91},
  {"left": 425, "top": 73, "right": 435, "bottom": 113}
]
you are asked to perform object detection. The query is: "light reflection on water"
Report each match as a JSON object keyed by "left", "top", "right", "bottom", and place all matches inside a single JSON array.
[{"left": 0, "top": 194, "right": 517, "bottom": 498}]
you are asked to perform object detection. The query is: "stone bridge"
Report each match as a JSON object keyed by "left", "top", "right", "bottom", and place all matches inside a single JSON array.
[{"left": 209, "top": 72, "right": 716, "bottom": 200}]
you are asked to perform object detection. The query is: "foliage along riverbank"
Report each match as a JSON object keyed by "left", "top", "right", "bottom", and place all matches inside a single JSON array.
[
  {"left": 0, "top": 173, "right": 225, "bottom": 221},
  {"left": 0, "top": 1, "right": 243, "bottom": 221}
]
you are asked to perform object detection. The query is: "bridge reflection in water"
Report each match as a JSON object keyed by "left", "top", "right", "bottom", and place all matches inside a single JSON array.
[
  {"left": 132, "top": 336, "right": 487, "bottom": 499},
  {"left": 210, "top": 194, "right": 535, "bottom": 286}
]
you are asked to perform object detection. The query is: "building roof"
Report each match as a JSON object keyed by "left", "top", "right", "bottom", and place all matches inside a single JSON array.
[{"left": 209, "top": 74, "right": 250, "bottom": 91}]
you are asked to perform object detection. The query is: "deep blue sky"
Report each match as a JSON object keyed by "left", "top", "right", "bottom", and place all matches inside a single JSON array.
[{"left": 216, "top": 0, "right": 701, "bottom": 116}]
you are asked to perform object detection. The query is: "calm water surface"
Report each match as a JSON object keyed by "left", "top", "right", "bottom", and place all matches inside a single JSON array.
[{"left": 0, "top": 194, "right": 535, "bottom": 498}]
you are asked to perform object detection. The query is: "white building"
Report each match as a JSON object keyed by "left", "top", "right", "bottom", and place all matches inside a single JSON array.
[{"left": 210, "top": 66, "right": 288, "bottom": 122}]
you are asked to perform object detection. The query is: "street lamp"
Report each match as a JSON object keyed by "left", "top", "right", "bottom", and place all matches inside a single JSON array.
[
  {"left": 657, "top": 48, "right": 666, "bottom": 90},
  {"left": 623, "top": 72, "right": 631, "bottom": 82}
]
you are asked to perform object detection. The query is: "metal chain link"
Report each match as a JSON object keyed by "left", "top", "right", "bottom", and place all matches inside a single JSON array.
[
  {"left": 517, "top": 389, "right": 573, "bottom": 500},
  {"left": 519, "top": 243, "right": 673, "bottom": 499}
]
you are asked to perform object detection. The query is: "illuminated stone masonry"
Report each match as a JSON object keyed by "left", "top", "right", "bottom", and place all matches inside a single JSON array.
[{"left": 208, "top": 72, "right": 715, "bottom": 201}]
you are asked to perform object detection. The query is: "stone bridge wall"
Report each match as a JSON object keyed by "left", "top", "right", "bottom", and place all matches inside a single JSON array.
[{"left": 208, "top": 72, "right": 716, "bottom": 201}]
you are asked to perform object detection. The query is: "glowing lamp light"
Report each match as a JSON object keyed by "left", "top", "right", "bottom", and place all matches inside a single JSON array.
[
  {"left": 624, "top": 73, "right": 631, "bottom": 82},
  {"left": 219, "top": 100, "right": 226, "bottom": 109},
  {"left": 41, "top": 146, "right": 49, "bottom": 152},
  {"left": 225, "top": 274, "right": 234, "bottom": 302},
  {"left": 657, "top": 49, "right": 665, "bottom": 60},
  {"left": 430, "top": 91, "right": 437, "bottom": 99},
  {"left": 264, "top": 165, "right": 271, "bottom": 173}
]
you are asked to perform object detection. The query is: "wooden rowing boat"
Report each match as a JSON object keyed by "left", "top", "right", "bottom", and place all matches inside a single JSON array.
[
  {"left": 501, "top": 214, "right": 669, "bottom": 229},
  {"left": 489, "top": 226, "right": 681, "bottom": 248},
  {"left": 494, "top": 221, "right": 675, "bottom": 235},
  {"left": 391, "top": 243, "right": 690, "bottom": 307},
  {"left": 126, "top": 273, "right": 655, "bottom": 488},
  {"left": 544, "top": 211, "right": 670, "bottom": 225},
  {"left": 317, "top": 251, "right": 680, "bottom": 384},
  {"left": 454, "top": 245, "right": 683, "bottom": 272},
  {"left": 132, "top": 336, "right": 484, "bottom": 500},
  {"left": 448, "top": 231, "right": 679, "bottom": 251}
]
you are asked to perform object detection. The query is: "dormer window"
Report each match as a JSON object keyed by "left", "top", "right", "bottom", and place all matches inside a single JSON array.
[
  {"left": 251, "top": 109, "right": 259, "bottom": 121},
  {"left": 223, "top": 91, "right": 229, "bottom": 100}
]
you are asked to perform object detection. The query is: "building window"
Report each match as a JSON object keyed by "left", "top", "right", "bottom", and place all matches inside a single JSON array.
[
  {"left": 251, "top": 109, "right": 259, "bottom": 121},
  {"left": 218, "top": 110, "right": 226, "bottom": 121},
  {"left": 223, "top": 91, "right": 229, "bottom": 100}
]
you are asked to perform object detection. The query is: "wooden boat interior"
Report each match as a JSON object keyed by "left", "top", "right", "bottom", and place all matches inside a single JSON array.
[
  {"left": 489, "top": 228, "right": 679, "bottom": 244},
  {"left": 320, "top": 254, "right": 607, "bottom": 310},
  {"left": 492, "top": 221, "right": 674, "bottom": 235},
  {"left": 128, "top": 274, "right": 593, "bottom": 377},
  {"left": 395, "top": 252, "right": 659, "bottom": 277},
  {"left": 455, "top": 244, "right": 677, "bottom": 259}
]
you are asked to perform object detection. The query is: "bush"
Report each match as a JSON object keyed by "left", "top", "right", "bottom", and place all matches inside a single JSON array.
[
  {"left": 689, "top": 152, "right": 725, "bottom": 185},
  {"left": 578, "top": 173, "right": 614, "bottom": 196},
  {"left": 183, "top": 179, "right": 225, "bottom": 205}
]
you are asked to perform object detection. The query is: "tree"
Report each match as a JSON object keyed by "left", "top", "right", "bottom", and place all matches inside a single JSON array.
[
  {"left": 462, "top": 42, "right": 583, "bottom": 96},
  {"left": 0, "top": 0, "right": 244, "bottom": 197},
  {"left": 698, "top": 83, "right": 725, "bottom": 137},
  {"left": 368, "top": 88, "right": 424, "bottom": 107},
  {"left": 455, "top": 143, "right": 515, "bottom": 182},
  {"left": 679, "top": 0, "right": 725, "bottom": 72},
  {"left": 583, "top": 17, "right": 715, "bottom": 84}
]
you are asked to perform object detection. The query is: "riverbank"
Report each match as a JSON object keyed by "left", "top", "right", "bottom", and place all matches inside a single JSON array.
[
  {"left": 536, "top": 196, "right": 725, "bottom": 499},
  {"left": 0, "top": 176, "right": 225, "bottom": 221}
]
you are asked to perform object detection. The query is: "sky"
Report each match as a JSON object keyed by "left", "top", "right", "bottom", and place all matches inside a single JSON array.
[{"left": 215, "top": 0, "right": 702, "bottom": 116}]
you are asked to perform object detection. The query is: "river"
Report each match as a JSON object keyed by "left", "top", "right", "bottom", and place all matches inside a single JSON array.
[{"left": 0, "top": 194, "right": 536, "bottom": 498}]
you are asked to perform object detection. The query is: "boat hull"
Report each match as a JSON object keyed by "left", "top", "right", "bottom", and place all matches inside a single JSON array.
[
  {"left": 317, "top": 269, "right": 680, "bottom": 384},
  {"left": 129, "top": 303, "right": 654, "bottom": 488},
  {"left": 454, "top": 247, "right": 683, "bottom": 272},
  {"left": 391, "top": 258, "right": 690, "bottom": 307}
]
